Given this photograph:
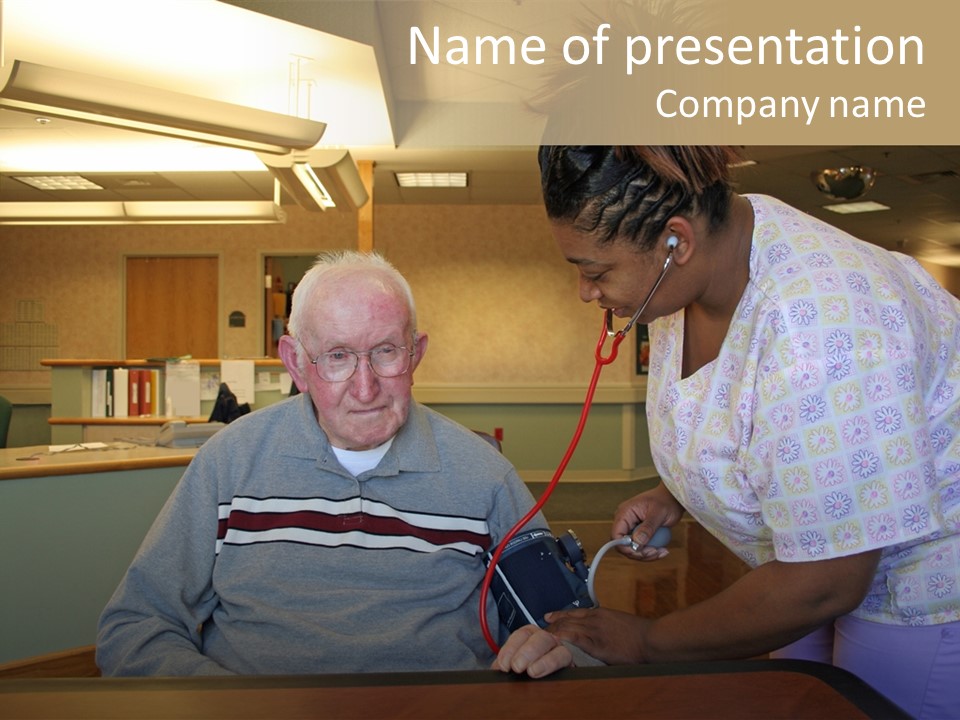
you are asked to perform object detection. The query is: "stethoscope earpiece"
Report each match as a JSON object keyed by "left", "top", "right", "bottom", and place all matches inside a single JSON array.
[{"left": 666, "top": 235, "right": 679, "bottom": 249}]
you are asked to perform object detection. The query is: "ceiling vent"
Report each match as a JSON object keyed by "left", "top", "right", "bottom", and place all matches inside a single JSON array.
[{"left": 901, "top": 170, "right": 960, "bottom": 185}]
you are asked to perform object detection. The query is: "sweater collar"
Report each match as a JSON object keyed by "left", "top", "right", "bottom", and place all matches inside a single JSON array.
[{"left": 280, "top": 393, "right": 441, "bottom": 477}]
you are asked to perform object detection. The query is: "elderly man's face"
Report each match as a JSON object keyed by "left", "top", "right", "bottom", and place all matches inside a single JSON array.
[{"left": 282, "top": 275, "right": 427, "bottom": 450}]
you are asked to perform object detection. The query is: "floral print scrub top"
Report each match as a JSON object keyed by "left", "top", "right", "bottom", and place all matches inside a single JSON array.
[{"left": 647, "top": 194, "right": 960, "bottom": 626}]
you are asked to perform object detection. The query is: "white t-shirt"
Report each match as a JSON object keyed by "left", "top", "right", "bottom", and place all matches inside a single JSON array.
[{"left": 332, "top": 437, "right": 394, "bottom": 476}]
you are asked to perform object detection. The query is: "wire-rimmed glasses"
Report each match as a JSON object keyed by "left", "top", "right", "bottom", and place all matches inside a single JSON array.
[{"left": 305, "top": 343, "right": 415, "bottom": 382}]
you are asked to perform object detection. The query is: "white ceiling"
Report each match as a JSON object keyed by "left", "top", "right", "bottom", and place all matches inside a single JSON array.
[{"left": 1, "top": 1, "right": 958, "bottom": 266}]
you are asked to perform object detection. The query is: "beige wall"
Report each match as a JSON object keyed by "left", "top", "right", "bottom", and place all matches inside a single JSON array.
[
  {"left": 380, "top": 204, "right": 631, "bottom": 385},
  {"left": 0, "top": 204, "right": 637, "bottom": 391},
  {"left": 917, "top": 259, "right": 960, "bottom": 299}
]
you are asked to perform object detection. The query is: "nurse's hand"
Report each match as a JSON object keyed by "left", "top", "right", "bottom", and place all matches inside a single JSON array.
[
  {"left": 503, "top": 607, "right": 651, "bottom": 669},
  {"left": 612, "top": 483, "right": 684, "bottom": 559},
  {"left": 493, "top": 624, "right": 573, "bottom": 678},
  {"left": 546, "top": 607, "right": 650, "bottom": 664},
  {"left": 494, "top": 608, "right": 654, "bottom": 677}
]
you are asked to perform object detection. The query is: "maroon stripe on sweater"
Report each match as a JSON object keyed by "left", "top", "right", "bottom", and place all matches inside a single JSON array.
[{"left": 219, "top": 509, "right": 490, "bottom": 549}]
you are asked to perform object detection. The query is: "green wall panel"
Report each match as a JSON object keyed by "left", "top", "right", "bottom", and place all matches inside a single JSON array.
[
  {"left": 0, "top": 468, "right": 183, "bottom": 664},
  {"left": 428, "top": 403, "right": 623, "bottom": 471}
]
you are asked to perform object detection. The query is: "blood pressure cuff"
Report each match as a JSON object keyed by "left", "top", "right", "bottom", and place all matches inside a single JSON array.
[{"left": 484, "top": 528, "right": 596, "bottom": 633}]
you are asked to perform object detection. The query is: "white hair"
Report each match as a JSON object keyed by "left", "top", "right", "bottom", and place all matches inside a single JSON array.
[{"left": 286, "top": 250, "right": 417, "bottom": 370}]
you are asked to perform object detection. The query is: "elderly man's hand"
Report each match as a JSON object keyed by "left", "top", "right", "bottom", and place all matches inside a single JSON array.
[
  {"left": 492, "top": 624, "right": 574, "bottom": 678},
  {"left": 494, "top": 607, "right": 655, "bottom": 678}
]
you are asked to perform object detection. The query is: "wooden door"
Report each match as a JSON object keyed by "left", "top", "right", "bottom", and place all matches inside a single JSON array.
[{"left": 125, "top": 256, "right": 219, "bottom": 359}]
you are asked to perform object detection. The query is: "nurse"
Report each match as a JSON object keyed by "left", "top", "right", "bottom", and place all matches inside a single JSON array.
[{"left": 495, "top": 146, "right": 960, "bottom": 720}]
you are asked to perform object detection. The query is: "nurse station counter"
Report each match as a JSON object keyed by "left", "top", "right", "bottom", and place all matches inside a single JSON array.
[{"left": 0, "top": 441, "right": 198, "bottom": 665}]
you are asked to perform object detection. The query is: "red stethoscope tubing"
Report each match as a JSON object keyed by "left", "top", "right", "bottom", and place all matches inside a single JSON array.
[{"left": 479, "top": 312, "right": 627, "bottom": 653}]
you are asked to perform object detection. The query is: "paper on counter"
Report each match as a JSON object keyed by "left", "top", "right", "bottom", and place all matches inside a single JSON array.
[
  {"left": 165, "top": 361, "right": 201, "bottom": 417},
  {"left": 48, "top": 442, "right": 109, "bottom": 453},
  {"left": 220, "top": 359, "right": 255, "bottom": 405}
]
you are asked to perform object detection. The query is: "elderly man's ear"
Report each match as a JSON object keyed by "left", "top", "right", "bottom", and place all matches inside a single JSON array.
[
  {"left": 278, "top": 335, "right": 310, "bottom": 394},
  {"left": 410, "top": 332, "right": 429, "bottom": 373}
]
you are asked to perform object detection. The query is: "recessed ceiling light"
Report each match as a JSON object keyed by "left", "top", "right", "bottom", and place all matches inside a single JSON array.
[
  {"left": 822, "top": 201, "right": 890, "bottom": 215},
  {"left": 14, "top": 175, "right": 104, "bottom": 191},
  {"left": 395, "top": 172, "right": 467, "bottom": 188}
]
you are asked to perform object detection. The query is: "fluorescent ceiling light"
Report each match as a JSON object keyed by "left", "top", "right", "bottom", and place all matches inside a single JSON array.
[
  {"left": 14, "top": 175, "right": 104, "bottom": 191},
  {"left": 0, "top": 200, "right": 287, "bottom": 225},
  {"left": 395, "top": 172, "right": 468, "bottom": 188},
  {"left": 292, "top": 163, "right": 336, "bottom": 209},
  {"left": 3, "top": 0, "right": 395, "bottom": 150},
  {"left": 822, "top": 201, "right": 891, "bottom": 215},
  {"left": 258, "top": 149, "right": 368, "bottom": 211},
  {"left": 1, "top": 134, "right": 269, "bottom": 173},
  {"left": 0, "top": 60, "right": 326, "bottom": 155}
]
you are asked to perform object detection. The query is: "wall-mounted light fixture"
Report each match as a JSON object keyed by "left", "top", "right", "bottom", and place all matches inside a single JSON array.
[
  {"left": 0, "top": 200, "right": 287, "bottom": 224},
  {"left": 0, "top": 60, "right": 326, "bottom": 155},
  {"left": 258, "top": 149, "right": 368, "bottom": 211}
]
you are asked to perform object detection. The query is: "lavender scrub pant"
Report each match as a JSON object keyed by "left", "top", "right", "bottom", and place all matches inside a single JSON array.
[{"left": 771, "top": 616, "right": 960, "bottom": 719}]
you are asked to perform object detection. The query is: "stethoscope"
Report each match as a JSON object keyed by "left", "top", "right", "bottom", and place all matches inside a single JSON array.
[
  {"left": 480, "top": 236, "right": 678, "bottom": 653},
  {"left": 596, "top": 235, "right": 678, "bottom": 365}
]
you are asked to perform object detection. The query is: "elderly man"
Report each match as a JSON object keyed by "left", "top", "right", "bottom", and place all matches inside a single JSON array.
[{"left": 97, "top": 251, "right": 544, "bottom": 676}]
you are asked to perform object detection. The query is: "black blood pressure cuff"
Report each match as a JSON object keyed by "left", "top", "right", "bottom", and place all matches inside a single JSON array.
[{"left": 484, "top": 528, "right": 596, "bottom": 633}]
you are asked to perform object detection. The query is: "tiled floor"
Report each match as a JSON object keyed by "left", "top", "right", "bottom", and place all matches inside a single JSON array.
[{"left": 555, "top": 518, "right": 753, "bottom": 617}]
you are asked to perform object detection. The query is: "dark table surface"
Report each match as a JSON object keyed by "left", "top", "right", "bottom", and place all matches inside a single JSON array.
[{"left": 0, "top": 659, "right": 910, "bottom": 719}]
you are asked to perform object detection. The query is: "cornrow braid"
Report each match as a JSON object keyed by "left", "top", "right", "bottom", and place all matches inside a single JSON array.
[{"left": 539, "top": 146, "right": 740, "bottom": 250}]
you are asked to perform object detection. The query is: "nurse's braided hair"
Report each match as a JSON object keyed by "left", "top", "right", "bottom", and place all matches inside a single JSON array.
[{"left": 538, "top": 146, "right": 741, "bottom": 250}]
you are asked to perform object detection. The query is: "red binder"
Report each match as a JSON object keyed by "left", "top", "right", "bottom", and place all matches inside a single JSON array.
[
  {"left": 128, "top": 370, "right": 141, "bottom": 417},
  {"left": 138, "top": 369, "right": 153, "bottom": 416}
]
